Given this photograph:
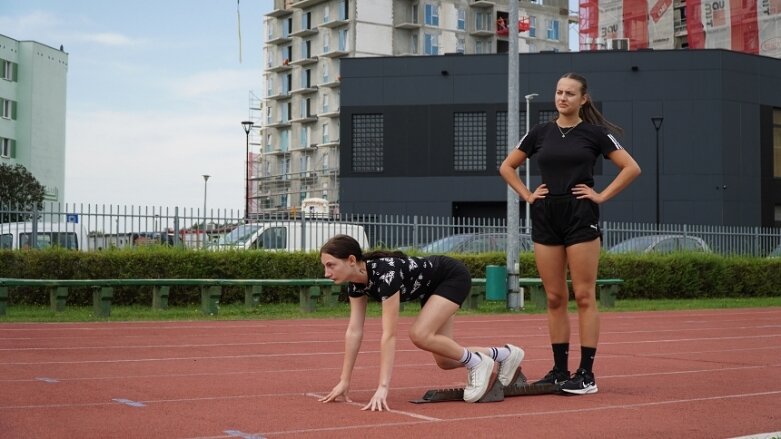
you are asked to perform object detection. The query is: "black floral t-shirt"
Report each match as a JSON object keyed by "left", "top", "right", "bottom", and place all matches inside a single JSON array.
[{"left": 347, "top": 256, "right": 437, "bottom": 303}]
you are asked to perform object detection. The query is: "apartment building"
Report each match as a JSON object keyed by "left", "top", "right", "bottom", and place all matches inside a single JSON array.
[
  {"left": 0, "top": 34, "right": 68, "bottom": 202},
  {"left": 255, "top": 0, "right": 573, "bottom": 216}
]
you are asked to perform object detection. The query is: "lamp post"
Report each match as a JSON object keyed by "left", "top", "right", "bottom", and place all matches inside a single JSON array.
[
  {"left": 651, "top": 117, "right": 664, "bottom": 225},
  {"left": 524, "top": 93, "right": 538, "bottom": 234},
  {"left": 241, "top": 120, "right": 254, "bottom": 220},
  {"left": 202, "top": 174, "right": 210, "bottom": 248}
]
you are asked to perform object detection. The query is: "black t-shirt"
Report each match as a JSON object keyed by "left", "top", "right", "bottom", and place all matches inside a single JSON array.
[
  {"left": 516, "top": 121, "right": 624, "bottom": 195},
  {"left": 347, "top": 256, "right": 438, "bottom": 303}
]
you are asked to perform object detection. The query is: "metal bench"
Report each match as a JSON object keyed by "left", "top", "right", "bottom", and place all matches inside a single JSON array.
[{"left": 0, "top": 278, "right": 340, "bottom": 317}]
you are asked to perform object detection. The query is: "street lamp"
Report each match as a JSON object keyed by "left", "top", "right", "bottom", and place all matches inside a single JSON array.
[
  {"left": 202, "top": 174, "right": 210, "bottom": 248},
  {"left": 524, "top": 93, "right": 538, "bottom": 234},
  {"left": 651, "top": 117, "right": 664, "bottom": 225},
  {"left": 241, "top": 120, "right": 254, "bottom": 220}
]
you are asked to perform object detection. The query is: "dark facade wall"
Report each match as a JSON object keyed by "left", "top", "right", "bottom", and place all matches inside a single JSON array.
[{"left": 338, "top": 50, "right": 781, "bottom": 226}]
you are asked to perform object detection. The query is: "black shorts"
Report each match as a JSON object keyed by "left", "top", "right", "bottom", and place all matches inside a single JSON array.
[
  {"left": 531, "top": 194, "right": 602, "bottom": 247},
  {"left": 423, "top": 256, "right": 471, "bottom": 307}
]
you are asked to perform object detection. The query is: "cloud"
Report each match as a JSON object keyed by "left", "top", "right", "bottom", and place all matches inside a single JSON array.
[
  {"left": 0, "top": 11, "right": 142, "bottom": 48},
  {"left": 75, "top": 32, "right": 140, "bottom": 47},
  {"left": 170, "top": 69, "right": 259, "bottom": 99}
]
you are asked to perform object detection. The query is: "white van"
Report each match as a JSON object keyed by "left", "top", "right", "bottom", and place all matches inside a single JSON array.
[
  {"left": 209, "top": 220, "right": 370, "bottom": 251},
  {"left": 0, "top": 221, "right": 87, "bottom": 251}
]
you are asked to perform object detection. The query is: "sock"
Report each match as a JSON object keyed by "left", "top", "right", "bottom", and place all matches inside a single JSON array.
[
  {"left": 579, "top": 346, "right": 597, "bottom": 372},
  {"left": 459, "top": 349, "right": 482, "bottom": 369},
  {"left": 489, "top": 346, "right": 510, "bottom": 363},
  {"left": 552, "top": 343, "right": 569, "bottom": 372}
]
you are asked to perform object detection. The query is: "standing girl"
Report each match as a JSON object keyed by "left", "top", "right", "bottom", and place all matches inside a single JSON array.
[
  {"left": 499, "top": 73, "right": 641, "bottom": 394},
  {"left": 318, "top": 234, "right": 525, "bottom": 410}
]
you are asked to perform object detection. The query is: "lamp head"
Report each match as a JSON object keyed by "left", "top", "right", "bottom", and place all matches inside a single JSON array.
[
  {"left": 241, "top": 120, "right": 254, "bottom": 134},
  {"left": 651, "top": 117, "right": 664, "bottom": 130}
]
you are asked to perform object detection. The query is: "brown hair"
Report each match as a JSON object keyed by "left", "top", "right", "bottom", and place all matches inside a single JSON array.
[
  {"left": 559, "top": 72, "right": 623, "bottom": 136},
  {"left": 320, "top": 234, "right": 406, "bottom": 261}
]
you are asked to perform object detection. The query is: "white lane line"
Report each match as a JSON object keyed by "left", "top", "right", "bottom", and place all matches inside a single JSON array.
[{"left": 303, "top": 392, "right": 442, "bottom": 422}]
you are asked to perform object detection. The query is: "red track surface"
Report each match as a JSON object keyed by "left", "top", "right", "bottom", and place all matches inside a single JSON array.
[{"left": 1, "top": 308, "right": 780, "bottom": 438}]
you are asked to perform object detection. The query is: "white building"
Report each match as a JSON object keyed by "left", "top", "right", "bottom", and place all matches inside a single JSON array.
[
  {"left": 254, "top": 0, "right": 573, "bottom": 215},
  {"left": 0, "top": 34, "right": 68, "bottom": 202}
]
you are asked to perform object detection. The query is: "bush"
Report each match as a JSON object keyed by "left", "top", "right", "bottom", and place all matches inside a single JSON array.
[{"left": 1, "top": 249, "right": 779, "bottom": 306}]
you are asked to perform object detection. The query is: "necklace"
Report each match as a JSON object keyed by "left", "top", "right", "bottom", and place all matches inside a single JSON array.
[{"left": 557, "top": 121, "right": 581, "bottom": 138}]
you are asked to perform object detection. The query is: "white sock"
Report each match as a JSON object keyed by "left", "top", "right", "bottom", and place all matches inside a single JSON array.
[
  {"left": 459, "top": 349, "right": 482, "bottom": 369},
  {"left": 491, "top": 346, "right": 511, "bottom": 363}
]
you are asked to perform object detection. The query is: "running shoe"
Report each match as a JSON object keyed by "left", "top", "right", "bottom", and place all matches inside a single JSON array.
[
  {"left": 533, "top": 368, "right": 570, "bottom": 386},
  {"left": 463, "top": 353, "right": 495, "bottom": 403},
  {"left": 560, "top": 368, "right": 598, "bottom": 395},
  {"left": 497, "top": 344, "right": 525, "bottom": 387}
]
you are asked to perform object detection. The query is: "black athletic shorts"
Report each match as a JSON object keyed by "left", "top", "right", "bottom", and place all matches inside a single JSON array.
[
  {"left": 530, "top": 194, "right": 602, "bottom": 247},
  {"left": 424, "top": 256, "right": 471, "bottom": 307}
]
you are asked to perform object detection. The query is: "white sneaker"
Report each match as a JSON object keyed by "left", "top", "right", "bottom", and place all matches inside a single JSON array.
[
  {"left": 497, "top": 344, "right": 525, "bottom": 387},
  {"left": 463, "top": 353, "right": 495, "bottom": 403}
]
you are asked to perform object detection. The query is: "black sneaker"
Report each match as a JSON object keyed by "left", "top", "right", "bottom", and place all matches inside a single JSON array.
[
  {"left": 560, "top": 368, "right": 598, "bottom": 395},
  {"left": 533, "top": 368, "right": 570, "bottom": 387}
]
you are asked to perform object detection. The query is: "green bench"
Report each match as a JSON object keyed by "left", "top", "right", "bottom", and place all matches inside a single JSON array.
[
  {"left": 0, "top": 278, "right": 340, "bottom": 317},
  {"left": 468, "top": 277, "right": 623, "bottom": 309}
]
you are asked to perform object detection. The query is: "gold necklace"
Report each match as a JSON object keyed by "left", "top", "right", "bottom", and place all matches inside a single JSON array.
[{"left": 557, "top": 121, "right": 581, "bottom": 138}]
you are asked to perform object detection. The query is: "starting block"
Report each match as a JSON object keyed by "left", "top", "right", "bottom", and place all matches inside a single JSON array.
[{"left": 409, "top": 368, "right": 559, "bottom": 404}]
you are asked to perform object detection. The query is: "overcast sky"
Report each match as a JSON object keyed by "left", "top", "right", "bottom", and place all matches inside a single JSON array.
[
  {"left": 2, "top": 1, "right": 578, "bottom": 213},
  {"left": 2, "top": 0, "right": 270, "bottom": 212}
]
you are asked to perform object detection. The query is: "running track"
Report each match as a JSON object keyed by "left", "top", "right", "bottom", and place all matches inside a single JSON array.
[{"left": 1, "top": 308, "right": 780, "bottom": 438}]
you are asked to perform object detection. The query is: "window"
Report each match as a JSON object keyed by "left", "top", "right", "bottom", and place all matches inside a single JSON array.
[
  {"left": 774, "top": 109, "right": 781, "bottom": 178},
  {"left": 411, "top": 34, "right": 419, "bottom": 54},
  {"left": 323, "top": 94, "right": 330, "bottom": 112},
  {"left": 280, "top": 129, "right": 290, "bottom": 151},
  {"left": 283, "top": 73, "right": 292, "bottom": 94},
  {"left": 323, "top": 33, "right": 331, "bottom": 52},
  {"left": 300, "top": 125, "right": 310, "bottom": 147},
  {"left": 265, "top": 134, "right": 272, "bottom": 153},
  {"left": 456, "top": 37, "right": 465, "bottom": 54},
  {"left": 457, "top": 8, "right": 466, "bottom": 30},
  {"left": 266, "top": 106, "right": 272, "bottom": 124},
  {"left": 547, "top": 19, "right": 560, "bottom": 40},
  {"left": 424, "top": 33, "right": 439, "bottom": 55},
  {"left": 496, "top": 111, "right": 527, "bottom": 169},
  {"left": 322, "top": 62, "right": 330, "bottom": 82},
  {"left": 284, "top": 17, "right": 293, "bottom": 38},
  {"left": 302, "top": 39, "right": 311, "bottom": 59},
  {"left": 338, "top": 29, "right": 349, "bottom": 51},
  {"left": 266, "top": 76, "right": 274, "bottom": 97},
  {"left": 322, "top": 151, "right": 330, "bottom": 172},
  {"left": 302, "top": 11, "right": 311, "bottom": 30},
  {"left": 0, "top": 98, "right": 13, "bottom": 119},
  {"left": 454, "top": 112, "right": 486, "bottom": 171},
  {"left": 352, "top": 114, "right": 384, "bottom": 173},
  {"left": 0, "top": 137, "right": 12, "bottom": 158},
  {"left": 529, "top": 16, "right": 537, "bottom": 38},
  {"left": 322, "top": 123, "right": 330, "bottom": 144},
  {"left": 338, "top": 0, "right": 348, "bottom": 20},
  {"left": 475, "top": 12, "right": 490, "bottom": 32},
  {"left": 256, "top": 227, "right": 287, "bottom": 250},
  {"left": 323, "top": 5, "right": 330, "bottom": 23},
  {"left": 475, "top": 39, "right": 488, "bottom": 54},
  {"left": 302, "top": 69, "right": 311, "bottom": 88},
  {"left": 424, "top": 4, "right": 439, "bottom": 26}
]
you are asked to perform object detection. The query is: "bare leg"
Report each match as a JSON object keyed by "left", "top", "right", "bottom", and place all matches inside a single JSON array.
[
  {"left": 566, "top": 239, "right": 601, "bottom": 347},
  {"left": 534, "top": 243, "right": 570, "bottom": 344},
  {"left": 409, "top": 295, "right": 469, "bottom": 369}
]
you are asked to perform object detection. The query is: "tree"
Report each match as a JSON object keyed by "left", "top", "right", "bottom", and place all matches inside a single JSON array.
[{"left": 0, "top": 163, "right": 46, "bottom": 223}]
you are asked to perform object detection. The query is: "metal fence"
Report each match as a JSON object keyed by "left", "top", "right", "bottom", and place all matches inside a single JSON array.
[{"left": 1, "top": 203, "right": 780, "bottom": 257}]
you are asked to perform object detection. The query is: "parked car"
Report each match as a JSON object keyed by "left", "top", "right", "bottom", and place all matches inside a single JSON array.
[
  {"left": 768, "top": 243, "right": 781, "bottom": 258},
  {"left": 417, "top": 232, "right": 533, "bottom": 254},
  {"left": 607, "top": 234, "right": 711, "bottom": 254}
]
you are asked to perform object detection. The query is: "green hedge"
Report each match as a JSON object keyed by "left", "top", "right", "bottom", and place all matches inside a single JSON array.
[{"left": 1, "top": 249, "right": 779, "bottom": 306}]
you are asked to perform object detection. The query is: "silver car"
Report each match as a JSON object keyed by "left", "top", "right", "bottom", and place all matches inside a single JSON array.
[
  {"left": 418, "top": 232, "right": 533, "bottom": 254},
  {"left": 608, "top": 234, "right": 711, "bottom": 254}
]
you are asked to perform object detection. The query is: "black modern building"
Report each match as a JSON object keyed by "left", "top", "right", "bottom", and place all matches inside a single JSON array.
[{"left": 338, "top": 49, "right": 781, "bottom": 227}]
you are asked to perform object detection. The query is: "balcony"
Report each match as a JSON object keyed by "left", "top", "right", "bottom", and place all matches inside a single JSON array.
[
  {"left": 470, "top": 27, "right": 494, "bottom": 37},
  {"left": 320, "top": 18, "right": 350, "bottom": 29},
  {"left": 321, "top": 47, "right": 350, "bottom": 58},
  {"left": 318, "top": 109, "right": 340, "bottom": 118},
  {"left": 316, "top": 139, "right": 340, "bottom": 148},
  {"left": 290, "top": 85, "right": 318, "bottom": 95},
  {"left": 318, "top": 78, "right": 341, "bottom": 88},
  {"left": 266, "top": 119, "right": 292, "bottom": 128},
  {"left": 291, "top": 0, "right": 330, "bottom": 8},
  {"left": 290, "top": 27, "right": 319, "bottom": 38},
  {"left": 266, "top": 61, "right": 293, "bottom": 73},
  {"left": 290, "top": 113, "right": 318, "bottom": 124},
  {"left": 266, "top": 0, "right": 293, "bottom": 17},
  {"left": 469, "top": 1, "right": 495, "bottom": 8},
  {"left": 267, "top": 34, "right": 293, "bottom": 45},
  {"left": 289, "top": 56, "right": 318, "bottom": 67},
  {"left": 266, "top": 90, "right": 292, "bottom": 101}
]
